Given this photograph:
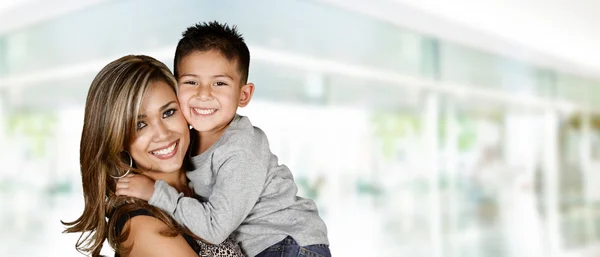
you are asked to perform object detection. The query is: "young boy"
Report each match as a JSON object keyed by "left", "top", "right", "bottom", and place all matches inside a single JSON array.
[{"left": 117, "top": 21, "right": 331, "bottom": 257}]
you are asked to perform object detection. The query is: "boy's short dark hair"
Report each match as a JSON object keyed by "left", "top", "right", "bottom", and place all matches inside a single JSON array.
[{"left": 174, "top": 21, "right": 250, "bottom": 84}]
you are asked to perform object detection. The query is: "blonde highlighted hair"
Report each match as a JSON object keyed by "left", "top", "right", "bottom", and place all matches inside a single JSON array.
[{"left": 62, "top": 55, "right": 195, "bottom": 256}]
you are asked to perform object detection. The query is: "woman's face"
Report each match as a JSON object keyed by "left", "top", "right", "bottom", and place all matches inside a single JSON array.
[{"left": 127, "top": 80, "right": 190, "bottom": 174}]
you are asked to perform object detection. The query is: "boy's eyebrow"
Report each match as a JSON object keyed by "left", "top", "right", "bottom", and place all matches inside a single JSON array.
[
  {"left": 137, "top": 101, "right": 177, "bottom": 119},
  {"left": 213, "top": 74, "right": 234, "bottom": 80},
  {"left": 179, "top": 73, "right": 197, "bottom": 78},
  {"left": 178, "top": 73, "right": 234, "bottom": 80}
]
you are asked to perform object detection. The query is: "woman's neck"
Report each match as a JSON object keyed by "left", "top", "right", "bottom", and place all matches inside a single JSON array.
[
  {"left": 144, "top": 169, "right": 188, "bottom": 194},
  {"left": 168, "top": 171, "right": 188, "bottom": 193}
]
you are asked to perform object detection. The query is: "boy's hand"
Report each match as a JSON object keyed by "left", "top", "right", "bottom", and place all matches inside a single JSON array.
[{"left": 116, "top": 173, "right": 155, "bottom": 201}]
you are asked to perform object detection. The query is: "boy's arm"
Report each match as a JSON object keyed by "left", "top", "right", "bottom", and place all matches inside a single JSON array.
[{"left": 149, "top": 149, "right": 266, "bottom": 244}]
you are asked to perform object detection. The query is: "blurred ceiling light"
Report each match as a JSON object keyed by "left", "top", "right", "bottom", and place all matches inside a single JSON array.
[
  {"left": 0, "top": 0, "right": 109, "bottom": 35},
  {"left": 0, "top": 45, "right": 580, "bottom": 113},
  {"left": 0, "top": 0, "right": 35, "bottom": 13}
]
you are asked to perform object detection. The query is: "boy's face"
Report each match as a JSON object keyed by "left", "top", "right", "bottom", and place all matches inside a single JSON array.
[{"left": 176, "top": 50, "right": 254, "bottom": 135}]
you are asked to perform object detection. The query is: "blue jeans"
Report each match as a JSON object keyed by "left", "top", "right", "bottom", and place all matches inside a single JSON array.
[{"left": 255, "top": 236, "right": 331, "bottom": 257}]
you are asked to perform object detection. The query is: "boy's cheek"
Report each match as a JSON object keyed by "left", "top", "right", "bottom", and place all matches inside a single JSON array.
[{"left": 177, "top": 93, "right": 189, "bottom": 106}]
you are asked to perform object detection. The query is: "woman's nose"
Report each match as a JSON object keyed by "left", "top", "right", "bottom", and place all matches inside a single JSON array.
[{"left": 153, "top": 121, "right": 170, "bottom": 141}]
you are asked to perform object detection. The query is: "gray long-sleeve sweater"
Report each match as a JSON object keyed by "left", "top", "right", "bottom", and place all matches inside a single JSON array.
[{"left": 148, "top": 114, "right": 329, "bottom": 257}]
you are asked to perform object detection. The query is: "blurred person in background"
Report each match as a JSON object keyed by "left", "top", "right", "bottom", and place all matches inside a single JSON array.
[
  {"left": 473, "top": 143, "right": 543, "bottom": 257},
  {"left": 61, "top": 55, "right": 243, "bottom": 257}
]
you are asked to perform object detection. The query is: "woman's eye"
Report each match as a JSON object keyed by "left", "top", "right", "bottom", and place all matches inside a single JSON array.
[
  {"left": 163, "top": 109, "right": 176, "bottom": 118},
  {"left": 136, "top": 121, "right": 147, "bottom": 130}
]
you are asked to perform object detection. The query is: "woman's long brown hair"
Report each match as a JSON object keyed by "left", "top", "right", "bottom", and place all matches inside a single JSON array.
[{"left": 61, "top": 55, "right": 197, "bottom": 256}]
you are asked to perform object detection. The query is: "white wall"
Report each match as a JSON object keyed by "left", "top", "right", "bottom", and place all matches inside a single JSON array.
[{"left": 320, "top": 0, "right": 600, "bottom": 80}]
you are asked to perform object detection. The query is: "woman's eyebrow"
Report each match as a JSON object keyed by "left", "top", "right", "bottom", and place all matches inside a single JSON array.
[
  {"left": 137, "top": 101, "right": 177, "bottom": 119},
  {"left": 160, "top": 101, "right": 177, "bottom": 111}
]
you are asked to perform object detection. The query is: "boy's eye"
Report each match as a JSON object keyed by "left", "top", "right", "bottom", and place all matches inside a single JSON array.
[
  {"left": 214, "top": 81, "right": 227, "bottom": 86},
  {"left": 163, "top": 109, "right": 176, "bottom": 118},
  {"left": 136, "top": 121, "right": 147, "bottom": 130},
  {"left": 182, "top": 81, "right": 198, "bottom": 86}
]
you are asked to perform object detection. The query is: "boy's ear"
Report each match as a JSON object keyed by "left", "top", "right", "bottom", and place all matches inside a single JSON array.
[{"left": 238, "top": 83, "right": 255, "bottom": 107}]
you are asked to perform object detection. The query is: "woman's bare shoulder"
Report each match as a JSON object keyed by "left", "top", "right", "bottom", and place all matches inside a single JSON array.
[{"left": 121, "top": 215, "right": 198, "bottom": 257}]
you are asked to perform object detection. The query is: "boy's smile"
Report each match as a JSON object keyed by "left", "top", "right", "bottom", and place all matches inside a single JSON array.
[
  {"left": 192, "top": 108, "right": 217, "bottom": 116},
  {"left": 177, "top": 50, "right": 254, "bottom": 140}
]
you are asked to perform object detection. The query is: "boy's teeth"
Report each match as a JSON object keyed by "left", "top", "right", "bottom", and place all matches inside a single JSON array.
[
  {"left": 153, "top": 142, "right": 176, "bottom": 155},
  {"left": 194, "top": 108, "right": 216, "bottom": 115}
]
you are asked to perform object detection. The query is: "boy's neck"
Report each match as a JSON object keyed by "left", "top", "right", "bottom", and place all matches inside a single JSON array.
[
  {"left": 193, "top": 117, "right": 235, "bottom": 155},
  {"left": 196, "top": 128, "right": 226, "bottom": 154}
]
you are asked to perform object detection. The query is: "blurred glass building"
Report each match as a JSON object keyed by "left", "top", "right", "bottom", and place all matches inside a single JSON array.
[{"left": 2, "top": 0, "right": 600, "bottom": 256}]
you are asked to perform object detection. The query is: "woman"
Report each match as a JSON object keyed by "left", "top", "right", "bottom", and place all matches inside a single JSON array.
[{"left": 61, "top": 55, "right": 243, "bottom": 257}]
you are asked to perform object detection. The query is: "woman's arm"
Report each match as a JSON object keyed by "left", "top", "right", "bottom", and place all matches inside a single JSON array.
[{"left": 121, "top": 215, "right": 198, "bottom": 257}]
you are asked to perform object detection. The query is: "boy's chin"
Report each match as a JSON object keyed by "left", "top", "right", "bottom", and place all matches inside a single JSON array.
[
  {"left": 188, "top": 113, "right": 233, "bottom": 132},
  {"left": 190, "top": 123, "right": 219, "bottom": 133}
]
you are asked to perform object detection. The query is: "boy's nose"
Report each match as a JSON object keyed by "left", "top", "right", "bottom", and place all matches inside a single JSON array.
[{"left": 196, "top": 86, "right": 213, "bottom": 101}]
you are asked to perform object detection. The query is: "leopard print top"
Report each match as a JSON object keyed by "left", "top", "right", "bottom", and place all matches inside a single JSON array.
[
  {"left": 197, "top": 236, "right": 244, "bottom": 257},
  {"left": 114, "top": 209, "right": 243, "bottom": 257}
]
